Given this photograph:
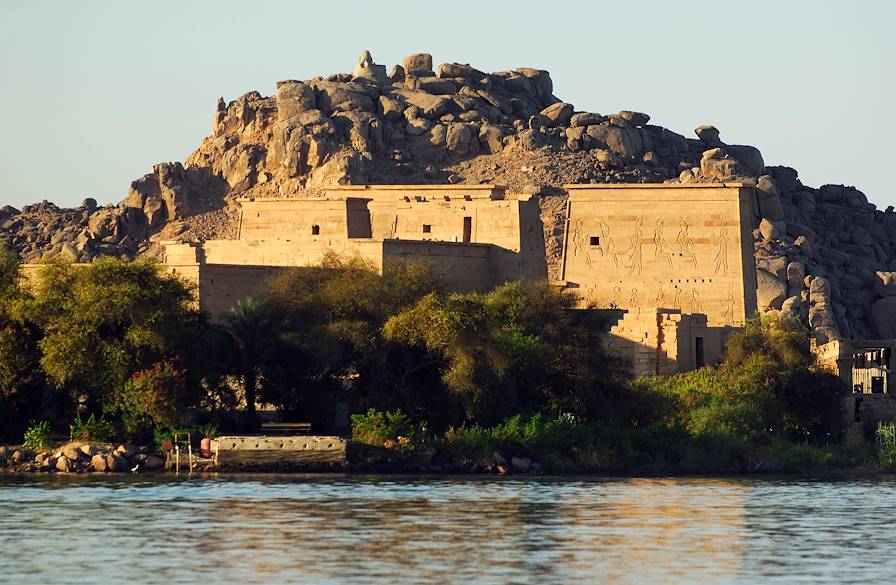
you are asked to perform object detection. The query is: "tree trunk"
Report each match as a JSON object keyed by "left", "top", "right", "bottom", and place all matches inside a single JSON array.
[{"left": 245, "top": 368, "right": 257, "bottom": 418}]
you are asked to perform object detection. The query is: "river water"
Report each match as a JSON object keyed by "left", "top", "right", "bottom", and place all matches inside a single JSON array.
[{"left": 0, "top": 474, "right": 893, "bottom": 584}]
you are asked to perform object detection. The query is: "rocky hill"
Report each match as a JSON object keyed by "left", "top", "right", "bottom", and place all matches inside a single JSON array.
[{"left": 2, "top": 50, "right": 895, "bottom": 343}]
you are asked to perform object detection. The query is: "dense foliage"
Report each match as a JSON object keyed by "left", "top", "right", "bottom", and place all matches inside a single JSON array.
[
  {"left": 0, "top": 249, "right": 853, "bottom": 474},
  {"left": 630, "top": 315, "right": 846, "bottom": 442},
  {"left": 22, "top": 257, "right": 200, "bottom": 412},
  {"left": 383, "top": 281, "right": 625, "bottom": 425}
]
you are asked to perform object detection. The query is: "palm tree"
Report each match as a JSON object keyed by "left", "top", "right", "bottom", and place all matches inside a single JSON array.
[{"left": 219, "top": 297, "right": 282, "bottom": 419}]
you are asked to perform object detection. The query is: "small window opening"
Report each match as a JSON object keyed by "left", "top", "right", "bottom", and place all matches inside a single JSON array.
[
  {"left": 423, "top": 224, "right": 432, "bottom": 233},
  {"left": 311, "top": 225, "right": 320, "bottom": 235},
  {"left": 589, "top": 236, "right": 600, "bottom": 246}
]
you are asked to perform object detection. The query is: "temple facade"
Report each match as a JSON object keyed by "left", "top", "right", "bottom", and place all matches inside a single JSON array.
[{"left": 159, "top": 182, "right": 771, "bottom": 376}]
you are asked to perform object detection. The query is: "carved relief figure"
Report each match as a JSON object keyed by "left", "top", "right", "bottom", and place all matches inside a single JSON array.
[
  {"left": 572, "top": 219, "right": 584, "bottom": 256},
  {"left": 610, "top": 285, "right": 622, "bottom": 309},
  {"left": 713, "top": 220, "right": 729, "bottom": 276},
  {"left": 652, "top": 218, "right": 674, "bottom": 268},
  {"left": 599, "top": 220, "right": 618, "bottom": 268},
  {"left": 628, "top": 287, "right": 640, "bottom": 311},
  {"left": 586, "top": 286, "right": 599, "bottom": 307},
  {"left": 676, "top": 217, "right": 698, "bottom": 269},
  {"left": 691, "top": 288, "right": 703, "bottom": 314},
  {"left": 724, "top": 286, "right": 736, "bottom": 325},
  {"left": 572, "top": 218, "right": 593, "bottom": 268},
  {"left": 625, "top": 217, "right": 644, "bottom": 276},
  {"left": 655, "top": 282, "right": 666, "bottom": 307},
  {"left": 672, "top": 287, "right": 682, "bottom": 310}
]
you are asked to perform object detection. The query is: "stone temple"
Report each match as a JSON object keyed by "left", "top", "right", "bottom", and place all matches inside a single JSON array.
[{"left": 162, "top": 182, "right": 760, "bottom": 378}]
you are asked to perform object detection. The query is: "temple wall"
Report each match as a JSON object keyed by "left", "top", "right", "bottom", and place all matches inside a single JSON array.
[
  {"left": 606, "top": 308, "right": 731, "bottom": 377},
  {"left": 560, "top": 184, "right": 758, "bottom": 327},
  {"left": 237, "top": 198, "right": 372, "bottom": 241},
  {"left": 382, "top": 240, "right": 496, "bottom": 293}
]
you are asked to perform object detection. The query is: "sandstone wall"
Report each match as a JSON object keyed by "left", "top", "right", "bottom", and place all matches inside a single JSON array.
[
  {"left": 606, "top": 308, "right": 731, "bottom": 376},
  {"left": 381, "top": 240, "right": 496, "bottom": 293},
  {"left": 561, "top": 184, "right": 758, "bottom": 327}
]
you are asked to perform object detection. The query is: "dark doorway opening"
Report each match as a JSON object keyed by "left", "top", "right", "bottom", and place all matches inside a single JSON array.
[
  {"left": 695, "top": 337, "right": 705, "bottom": 368},
  {"left": 463, "top": 217, "right": 472, "bottom": 243}
]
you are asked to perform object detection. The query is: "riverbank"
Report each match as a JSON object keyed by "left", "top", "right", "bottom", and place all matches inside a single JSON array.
[{"left": 4, "top": 439, "right": 886, "bottom": 477}]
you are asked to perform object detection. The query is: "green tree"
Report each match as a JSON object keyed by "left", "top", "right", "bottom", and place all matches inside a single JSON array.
[
  {"left": 384, "top": 281, "right": 625, "bottom": 425},
  {"left": 217, "top": 297, "right": 288, "bottom": 418},
  {"left": 0, "top": 247, "right": 45, "bottom": 439},
  {"left": 266, "top": 255, "right": 449, "bottom": 424},
  {"left": 23, "top": 256, "right": 199, "bottom": 413}
]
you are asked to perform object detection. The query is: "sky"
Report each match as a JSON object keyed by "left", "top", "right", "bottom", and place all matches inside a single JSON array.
[{"left": 1, "top": 1, "right": 893, "bottom": 210}]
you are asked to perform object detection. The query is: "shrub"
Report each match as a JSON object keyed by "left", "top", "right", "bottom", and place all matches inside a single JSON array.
[
  {"left": 23, "top": 420, "right": 52, "bottom": 450},
  {"left": 351, "top": 408, "right": 427, "bottom": 453},
  {"left": 109, "top": 359, "right": 187, "bottom": 436},
  {"left": 72, "top": 413, "right": 114, "bottom": 442},
  {"left": 877, "top": 422, "right": 896, "bottom": 466}
]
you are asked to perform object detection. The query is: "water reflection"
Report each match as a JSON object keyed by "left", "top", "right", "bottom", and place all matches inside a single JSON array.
[{"left": 0, "top": 475, "right": 893, "bottom": 584}]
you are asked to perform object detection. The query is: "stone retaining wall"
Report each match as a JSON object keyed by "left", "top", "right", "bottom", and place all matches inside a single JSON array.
[{"left": 212, "top": 435, "right": 347, "bottom": 470}]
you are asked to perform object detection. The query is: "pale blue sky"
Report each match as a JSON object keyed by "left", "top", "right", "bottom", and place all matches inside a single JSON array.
[{"left": 1, "top": 1, "right": 893, "bottom": 209}]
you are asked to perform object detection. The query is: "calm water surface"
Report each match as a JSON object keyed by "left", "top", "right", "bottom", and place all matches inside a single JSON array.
[{"left": 0, "top": 474, "right": 894, "bottom": 584}]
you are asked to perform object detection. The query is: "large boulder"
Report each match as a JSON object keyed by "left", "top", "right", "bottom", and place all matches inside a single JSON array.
[
  {"left": 695, "top": 125, "right": 722, "bottom": 146},
  {"left": 478, "top": 125, "right": 504, "bottom": 154},
  {"left": 312, "top": 81, "right": 374, "bottom": 115},
  {"left": 393, "top": 90, "right": 452, "bottom": 119},
  {"left": 276, "top": 80, "right": 316, "bottom": 122},
  {"left": 446, "top": 123, "right": 474, "bottom": 156},
  {"left": 872, "top": 297, "right": 896, "bottom": 338},
  {"left": 539, "top": 102, "right": 573, "bottom": 127},
  {"left": 756, "top": 175, "right": 785, "bottom": 221},
  {"left": 106, "top": 453, "right": 128, "bottom": 472},
  {"left": 437, "top": 63, "right": 485, "bottom": 80},
  {"left": 91, "top": 454, "right": 108, "bottom": 472},
  {"left": 756, "top": 269, "right": 788, "bottom": 310},
  {"left": 403, "top": 53, "right": 434, "bottom": 77},
  {"left": 786, "top": 261, "right": 806, "bottom": 289}
]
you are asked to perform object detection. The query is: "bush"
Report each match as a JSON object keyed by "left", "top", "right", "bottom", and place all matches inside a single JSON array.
[
  {"left": 351, "top": 408, "right": 428, "bottom": 453},
  {"left": 439, "top": 413, "right": 604, "bottom": 469},
  {"left": 23, "top": 420, "right": 52, "bottom": 450},
  {"left": 72, "top": 413, "right": 114, "bottom": 442},
  {"left": 877, "top": 422, "right": 896, "bottom": 466},
  {"left": 627, "top": 315, "right": 847, "bottom": 443},
  {"left": 109, "top": 360, "right": 187, "bottom": 437}
]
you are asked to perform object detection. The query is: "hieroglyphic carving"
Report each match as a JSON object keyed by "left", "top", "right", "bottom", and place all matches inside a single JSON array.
[
  {"left": 676, "top": 217, "right": 698, "bottom": 269},
  {"left": 652, "top": 218, "right": 674, "bottom": 268},
  {"left": 713, "top": 216, "right": 729, "bottom": 276},
  {"left": 625, "top": 217, "right": 644, "bottom": 276}
]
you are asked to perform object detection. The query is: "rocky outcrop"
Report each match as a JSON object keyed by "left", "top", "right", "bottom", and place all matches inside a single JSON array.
[
  {"left": 2, "top": 49, "right": 895, "bottom": 342},
  {"left": 1, "top": 442, "right": 165, "bottom": 474}
]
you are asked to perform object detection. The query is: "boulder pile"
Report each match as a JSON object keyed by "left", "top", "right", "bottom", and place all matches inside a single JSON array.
[
  {"left": 0, "top": 442, "right": 165, "bottom": 473},
  {"left": 2, "top": 49, "right": 894, "bottom": 342}
]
